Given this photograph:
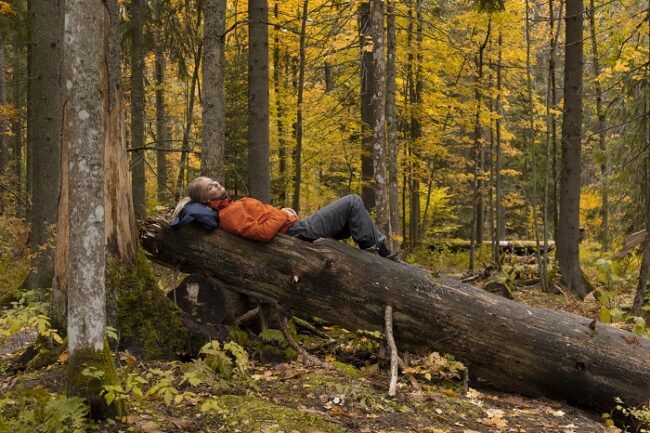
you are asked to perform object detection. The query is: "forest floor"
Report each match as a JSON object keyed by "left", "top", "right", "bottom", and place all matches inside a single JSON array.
[{"left": 0, "top": 274, "right": 627, "bottom": 433}]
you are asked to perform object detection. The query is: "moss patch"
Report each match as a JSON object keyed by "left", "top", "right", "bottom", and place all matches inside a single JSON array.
[
  {"left": 66, "top": 341, "right": 127, "bottom": 419},
  {"left": 107, "top": 249, "right": 191, "bottom": 359},
  {"left": 332, "top": 361, "right": 364, "bottom": 378},
  {"left": 202, "top": 394, "right": 344, "bottom": 433}
]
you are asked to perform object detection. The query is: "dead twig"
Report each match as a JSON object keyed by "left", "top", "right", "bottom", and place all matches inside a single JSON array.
[
  {"left": 385, "top": 305, "right": 399, "bottom": 397},
  {"left": 279, "top": 315, "right": 324, "bottom": 367}
]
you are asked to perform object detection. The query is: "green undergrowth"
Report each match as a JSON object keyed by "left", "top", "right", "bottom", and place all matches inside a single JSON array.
[
  {"left": 0, "top": 217, "right": 30, "bottom": 308},
  {"left": 201, "top": 394, "right": 344, "bottom": 433},
  {"left": 108, "top": 250, "right": 192, "bottom": 359},
  {"left": 0, "top": 387, "right": 92, "bottom": 433}
]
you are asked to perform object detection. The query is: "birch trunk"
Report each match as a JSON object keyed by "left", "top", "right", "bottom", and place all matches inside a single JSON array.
[
  {"left": 370, "top": 0, "right": 390, "bottom": 237},
  {"left": 386, "top": 1, "right": 401, "bottom": 250},
  {"left": 63, "top": 0, "right": 125, "bottom": 417}
]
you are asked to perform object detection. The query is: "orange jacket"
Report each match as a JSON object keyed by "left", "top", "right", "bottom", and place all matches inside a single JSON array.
[{"left": 207, "top": 197, "right": 297, "bottom": 242}]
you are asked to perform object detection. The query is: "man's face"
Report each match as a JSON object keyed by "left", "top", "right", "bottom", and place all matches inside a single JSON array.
[{"left": 204, "top": 178, "right": 226, "bottom": 200}]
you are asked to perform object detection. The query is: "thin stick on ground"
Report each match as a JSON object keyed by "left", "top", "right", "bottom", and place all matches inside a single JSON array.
[
  {"left": 233, "top": 306, "right": 260, "bottom": 326},
  {"left": 279, "top": 315, "right": 323, "bottom": 367},
  {"left": 385, "top": 305, "right": 399, "bottom": 396}
]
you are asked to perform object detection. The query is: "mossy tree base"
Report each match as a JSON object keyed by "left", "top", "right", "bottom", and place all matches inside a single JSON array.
[
  {"left": 67, "top": 341, "right": 127, "bottom": 419},
  {"left": 107, "top": 249, "right": 201, "bottom": 359}
]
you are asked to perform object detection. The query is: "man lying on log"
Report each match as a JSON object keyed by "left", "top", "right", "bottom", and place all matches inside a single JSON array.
[{"left": 171, "top": 176, "right": 403, "bottom": 263}]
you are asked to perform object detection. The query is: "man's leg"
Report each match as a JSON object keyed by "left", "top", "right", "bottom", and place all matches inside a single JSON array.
[{"left": 287, "top": 194, "right": 387, "bottom": 251}]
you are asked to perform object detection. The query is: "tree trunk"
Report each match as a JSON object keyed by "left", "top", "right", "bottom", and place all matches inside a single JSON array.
[
  {"left": 632, "top": 5, "right": 650, "bottom": 317},
  {"left": 154, "top": 0, "right": 169, "bottom": 204},
  {"left": 26, "top": 0, "right": 62, "bottom": 289},
  {"left": 469, "top": 20, "right": 490, "bottom": 272},
  {"left": 62, "top": 0, "right": 125, "bottom": 418},
  {"left": 524, "top": 0, "right": 548, "bottom": 291},
  {"left": 129, "top": 0, "right": 146, "bottom": 220},
  {"left": 359, "top": 2, "right": 375, "bottom": 211},
  {"left": 140, "top": 219, "right": 650, "bottom": 413},
  {"left": 292, "top": 0, "right": 308, "bottom": 213},
  {"left": 370, "top": 0, "right": 389, "bottom": 237},
  {"left": 175, "top": 11, "right": 203, "bottom": 201},
  {"left": 273, "top": 1, "right": 288, "bottom": 205},
  {"left": 550, "top": 0, "right": 562, "bottom": 245},
  {"left": 248, "top": 0, "right": 271, "bottom": 203},
  {"left": 408, "top": 0, "right": 423, "bottom": 251},
  {"left": 202, "top": 0, "right": 226, "bottom": 183},
  {"left": 495, "top": 33, "right": 504, "bottom": 268},
  {"left": 588, "top": 0, "right": 609, "bottom": 251},
  {"left": 558, "top": 0, "right": 588, "bottom": 298},
  {"left": 0, "top": 32, "right": 8, "bottom": 176},
  {"left": 386, "top": 1, "right": 400, "bottom": 251},
  {"left": 12, "top": 45, "right": 23, "bottom": 216}
]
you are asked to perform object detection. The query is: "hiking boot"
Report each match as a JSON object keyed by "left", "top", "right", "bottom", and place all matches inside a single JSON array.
[
  {"left": 385, "top": 251, "right": 405, "bottom": 264},
  {"left": 363, "top": 245, "right": 380, "bottom": 255}
]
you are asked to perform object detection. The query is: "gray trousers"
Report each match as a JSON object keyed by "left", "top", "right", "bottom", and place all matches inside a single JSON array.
[{"left": 286, "top": 194, "right": 386, "bottom": 250}]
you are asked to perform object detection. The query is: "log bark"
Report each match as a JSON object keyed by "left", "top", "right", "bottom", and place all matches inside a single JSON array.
[{"left": 140, "top": 218, "right": 650, "bottom": 412}]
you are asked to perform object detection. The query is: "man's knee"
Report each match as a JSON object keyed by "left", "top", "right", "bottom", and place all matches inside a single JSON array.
[{"left": 346, "top": 194, "right": 363, "bottom": 207}]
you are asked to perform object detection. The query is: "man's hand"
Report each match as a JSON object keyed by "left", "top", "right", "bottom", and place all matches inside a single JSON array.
[{"left": 281, "top": 207, "right": 298, "bottom": 218}]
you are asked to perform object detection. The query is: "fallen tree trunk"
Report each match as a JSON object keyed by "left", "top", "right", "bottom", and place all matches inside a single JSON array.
[{"left": 140, "top": 218, "right": 650, "bottom": 412}]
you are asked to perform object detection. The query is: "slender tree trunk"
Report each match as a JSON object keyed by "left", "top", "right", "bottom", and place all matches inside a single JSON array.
[
  {"left": 175, "top": 8, "right": 203, "bottom": 201},
  {"left": 27, "top": 0, "right": 62, "bottom": 289},
  {"left": 154, "top": 0, "right": 169, "bottom": 204},
  {"left": 551, "top": 0, "right": 562, "bottom": 243},
  {"left": 12, "top": 46, "right": 23, "bottom": 216},
  {"left": 292, "top": 0, "right": 308, "bottom": 213},
  {"left": 370, "top": 0, "right": 389, "bottom": 236},
  {"left": 248, "top": 0, "right": 271, "bottom": 202},
  {"left": 588, "top": 0, "right": 609, "bottom": 251},
  {"left": 359, "top": 2, "right": 375, "bottom": 210},
  {"left": 495, "top": 33, "right": 504, "bottom": 268},
  {"left": 274, "top": 2, "right": 288, "bottom": 205},
  {"left": 386, "top": 1, "right": 400, "bottom": 250},
  {"left": 0, "top": 33, "right": 8, "bottom": 176},
  {"left": 631, "top": 3, "right": 650, "bottom": 317},
  {"left": 202, "top": 0, "right": 226, "bottom": 182},
  {"left": 409, "top": 0, "right": 423, "bottom": 251},
  {"left": 63, "top": 0, "right": 125, "bottom": 418},
  {"left": 558, "top": 0, "right": 587, "bottom": 298},
  {"left": 525, "top": 0, "right": 548, "bottom": 291},
  {"left": 129, "top": 0, "right": 146, "bottom": 219},
  {"left": 469, "top": 19, "right": 491, "bottom": 272}
]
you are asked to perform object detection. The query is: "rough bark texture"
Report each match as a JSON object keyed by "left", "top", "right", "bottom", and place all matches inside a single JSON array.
[
  {"left": 386, "top": 1, "right": 400, "bottom": 251},
  {"left": 558, "top": 0, "right": 587, "bottom": 298},
  {"left": 292, "top": 0, "right": 308, "bottom": 213},
  {"left": 370, "top": 0, "right": 389, "bottom": 238},
  {"left": 154, "top": 0, "right": 169, "bottom": 204},
  {"left": 202, "top": 0, "right": 226, "bottom": 182},
  {"left": 359, "top": 2, "right": 375, "bottom": 211},
  {"left": 140, "top": 219, "right": 650, "bottom": 413},
  {"left": 248, "top": 0, "right": 271, "bottom": 203},
  {"left": 27, "top": 0, "right": 62, "bottom": 289},
  {"left": 130, "top": 0, "right": 146, "bottom": 220},
  {"left": 273, "top": 2, "right": 288, "bottom": 204},
  {"left": 62, "top": 0, "right": 124, "bottom": 417}
]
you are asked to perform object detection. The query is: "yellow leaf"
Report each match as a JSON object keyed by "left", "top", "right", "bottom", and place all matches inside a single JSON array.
[
  {"left": 52, "top": 332, "right": 64, "bottom": 344},
  {"left": 57, "top": 351, "right": 68, "bottom": 364}
]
